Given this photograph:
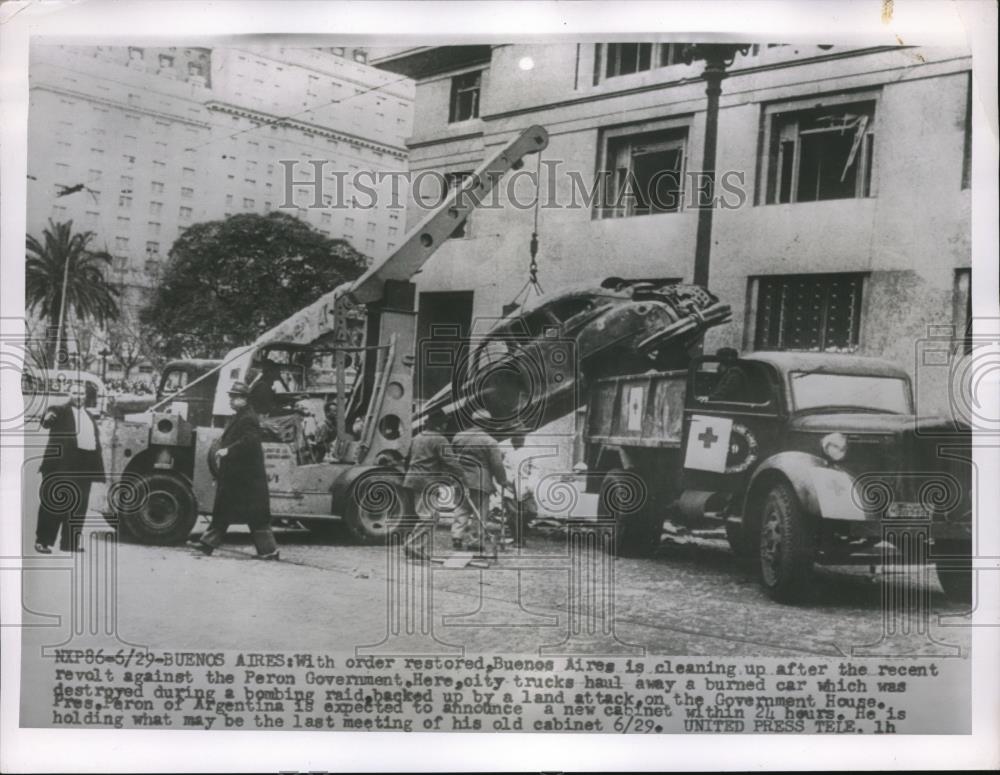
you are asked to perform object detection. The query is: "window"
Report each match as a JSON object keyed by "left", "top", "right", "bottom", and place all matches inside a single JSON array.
[
  {"left": 122, "top": 154, "right": 136, "bottom": 168},
  {"left": 595, "top": 43, "right": 691, "bottom": 83},
  {"left": 88, "top": 169, "right": 102, "bottom": 183},
  {"left": 344, "top": 217, "right": 355, "bottom": 228},
  {"left": 146, "top": 241, "right": 159, "bottom": 254},
  {"left": 145, "top": 259, "right": 160, "bottom": 274},
  {"left": 115, "top": 236, "right": 129, "bottom": 251},
  {"left": 321, "top": 212, "right": 332, "bottom": 225},
  {"left": 179, "top": 206, "right": 192, "bottom": 220},
  {"left": 150, "top": 201, "right": 163, "bottom": 215},
  {"left": 120, "top": 175, "right": 133, "bottom": 190},
  {"left": 182, "top": 167, "right": 195, "bottom": 179},
  {"left": 597, "top": 123, "right": 688, "bottom": 218},
  {"left": 123, "top": 135, "right": 137, "bottom": 150},
  {"left": 117, "top": 216, "right": 130, "bottom": 230},
  {"left": 225, "top": 194, "right": 233, "bottom": 206},
  {"left": 85, "top": 210, "right": 99, "bottom": 225},
  {"left": 54, "top": 162, "right": 70, "bottom": 177},
  {"left": 148, "top": 221, "right": 161, "bottom": 234},
  {"left": 118, "top": 195, "right": 132, "bottom": 209},
  {"left": 388, "top": 226, "right": 398, "bottom": 237},
  {"left": 366, "top": 222, "right": 376, "bottom": 234},
  {"left": 762, "top": 98, "right": 876, "bottom": 204},
  {"left": 365, "top": 238, "right": 376, "bottom": 251},
  {"left": 158, "top": 54, "right": 174, "bottom": 68},
  {"left": 243, "top": 197, "right": 255, "bottom": 209},
  {"left": 448, "top": 71, "right": 481, "bottom": 123},
  {"left": 151, "top": 181, "right": 164, "bottom": 194},
  {"left": 181, "top": 187, "right": 194, "bottom": 199},
  {"left": 753, "top": 273, "right": 865, "bottom": 353},
  {"left": 52, "top": 205, "right": 67, "bottom": 219},
  {"left": 389, "top": 211, "right": 400, "bottom": 222}
]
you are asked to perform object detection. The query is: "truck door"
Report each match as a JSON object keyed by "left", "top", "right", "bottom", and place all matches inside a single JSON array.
[{"left": 681, "top": 358, "right": 783, "bottom": 499}]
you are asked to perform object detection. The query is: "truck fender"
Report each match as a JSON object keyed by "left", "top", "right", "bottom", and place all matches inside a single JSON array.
[
  {"left": 742, "top": 451, "right": 828, "bottom": 522},
  {"left": 329, "top": 464, "right": 408, "bottom": 514}
]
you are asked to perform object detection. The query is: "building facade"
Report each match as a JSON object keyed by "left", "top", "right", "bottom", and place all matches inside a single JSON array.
[
  {"left": 28, "top": 44, "right": 414, "bottom": 377},
  {"left": 375, "top": 43, "right": 971, "bottom": 417},
  {"left": 373, "top": 43, "right": 972, "bottom": 470}
]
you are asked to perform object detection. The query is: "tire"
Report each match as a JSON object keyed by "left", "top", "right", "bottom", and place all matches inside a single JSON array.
[
  {"left": 757, "top": 481, "right": 816, "bottom": 602},
  {"left": 599, "top": 469, "right": 658, "bottom": 558},
  {"left": 118, "top": 471, "right": 198, "bottom": 545},
  {"left": 937, "top": 563, "right": 972, "bottom": 603},
  {"left": 342, "top": 473, "right": 409, "bottom": 545}
]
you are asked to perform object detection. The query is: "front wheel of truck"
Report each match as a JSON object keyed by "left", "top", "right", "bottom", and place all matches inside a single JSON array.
[
  {"left": 599, "top": 469, "right": 659, "bottom": 557},
  {"left": 118, "top": 471, "right": 198, "bottom": 545},
  {"left": 343, "top": 473, "right": 409, "bottom": 545},
  {"left": 758, "top": 481, "right": 816, "bottom": 603}
]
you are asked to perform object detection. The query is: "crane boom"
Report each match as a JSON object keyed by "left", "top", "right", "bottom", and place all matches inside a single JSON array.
[{"left": 254, "top": 125, "right": 549, "bottom": 346}]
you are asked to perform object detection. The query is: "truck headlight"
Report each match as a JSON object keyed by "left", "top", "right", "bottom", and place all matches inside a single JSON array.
[{"left": 821, "top": 432, "right": 848, "bottom": 462}]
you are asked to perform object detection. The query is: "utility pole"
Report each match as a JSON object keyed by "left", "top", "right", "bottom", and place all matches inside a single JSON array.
[{"left": 681, "top": 44, "right": 751, "bottom": 289}]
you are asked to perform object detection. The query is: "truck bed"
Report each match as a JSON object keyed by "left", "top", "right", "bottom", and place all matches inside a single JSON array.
[{"left": 587, "top": 370, "right": 687, "bottom": 449}]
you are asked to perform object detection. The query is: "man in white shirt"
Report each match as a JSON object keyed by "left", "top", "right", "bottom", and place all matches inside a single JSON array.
[{"left": 35, "top": 383, "right": 105, "bottom": 553}]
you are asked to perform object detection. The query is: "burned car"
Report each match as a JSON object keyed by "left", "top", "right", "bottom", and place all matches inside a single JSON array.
[{"left": 416, "top": 278, "right": 731, "bottom": 437}]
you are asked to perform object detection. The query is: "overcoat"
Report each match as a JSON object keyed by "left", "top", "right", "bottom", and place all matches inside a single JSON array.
[
  {"left": 39, "top": 403, "right": 104, "bottom": 482},
  {"left": 213, "top": 405, "right": 271, "bottom": 528}
]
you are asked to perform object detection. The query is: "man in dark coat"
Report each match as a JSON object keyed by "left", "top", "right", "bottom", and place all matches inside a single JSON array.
[
  {"left": 191, "top": 381, "right": 279, "bottom": 559},
  {"left": 35, "top": 382, "right": 105, "bottom": 553}
]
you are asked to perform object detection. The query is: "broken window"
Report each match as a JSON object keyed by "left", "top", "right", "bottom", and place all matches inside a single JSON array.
[
  {"left": 595, "top": 43, "right": 691, "bottom": 83},
  {"left": 448, "top": 71, "right": 481, "bottom": 123},
  {"left": 753, "top": 273, "right": 865, "bottom": 353},
  {"left": 598, "top": 125, "right": 687, "bottom": 218},
  {"left": 764, "top": 99, "right": 876, "bottom": 204}
]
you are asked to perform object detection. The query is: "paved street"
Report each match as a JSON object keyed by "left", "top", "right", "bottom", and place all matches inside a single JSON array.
[{"left": 19, "top": 508, "right": 972, "bottom": 659}]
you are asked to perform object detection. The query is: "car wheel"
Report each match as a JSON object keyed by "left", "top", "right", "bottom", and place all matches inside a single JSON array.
[
  {"left": 599, "top": 469, "right": 658, "bottom": 557},
  {"left": 758, "top": 482, "right": 815, "bottom": 602},
  {"left": 343, "top": 473, "right": 409, "bottom": 545},
  {"left": 119, "top": 472, "right": 198, "bottom": 545}
]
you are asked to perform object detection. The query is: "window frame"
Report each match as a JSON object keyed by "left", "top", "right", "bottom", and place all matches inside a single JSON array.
[
  {"left": 759, "top": 92, "right": 880, "bottom": 205},
  {"left": 749, "top": 272, "right": 867, "bottom": 354},
  {"left": 594, "top": 116, "right": 691, "bottom": 219},
  {"left": 448, "top": 70, "right": 483, "bottom": 124}
]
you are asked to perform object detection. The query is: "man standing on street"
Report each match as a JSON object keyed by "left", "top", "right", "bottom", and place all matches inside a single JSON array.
[
  {"left": 191, "top": 381, "right": 279, "bottom": 560},
  {"left": 403, "top": 409, "right": 454, "bottom": 521},
  {"left": 450, "top": 409, "right": 509, "bottom": 552},
  {"left": 35, "top": 381, "right": 105, "bottom": 554}
]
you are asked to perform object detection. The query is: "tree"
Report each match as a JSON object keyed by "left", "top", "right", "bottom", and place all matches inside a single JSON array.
[
  {"left": 141, "top": 212, "right": 368, "bottom": 358},
  {"left": 25, "top": 220, "right": 120, "bottom": 367}
]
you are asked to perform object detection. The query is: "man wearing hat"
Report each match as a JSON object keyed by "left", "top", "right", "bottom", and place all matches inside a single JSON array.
[
  {"left": 190, "top": 381, "right": 279, "bottom": 559},
  {"left": 449, "top": 408, "right": 509, "bottom": 551}
]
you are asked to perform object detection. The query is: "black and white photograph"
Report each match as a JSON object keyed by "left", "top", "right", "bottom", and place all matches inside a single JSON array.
[{"left": 1, "top": 1, "right": 997, "bottom": 771}]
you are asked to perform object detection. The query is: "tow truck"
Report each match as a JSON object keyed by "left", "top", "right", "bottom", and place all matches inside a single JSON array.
[{"left": 103, "top": 125, "right": 551, "bottom": 545}]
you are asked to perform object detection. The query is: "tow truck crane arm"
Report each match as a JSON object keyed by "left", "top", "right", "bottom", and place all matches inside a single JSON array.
[{"left": 254, "top": 125, "right": 550, "bottom": 346}]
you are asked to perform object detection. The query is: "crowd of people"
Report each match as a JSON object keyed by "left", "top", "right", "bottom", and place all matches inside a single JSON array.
[{"left": 103, "top": 377, "right": 157, "bottom": 395}]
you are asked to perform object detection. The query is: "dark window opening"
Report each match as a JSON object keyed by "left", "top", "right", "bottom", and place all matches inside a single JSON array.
[
  {"left": 961, "top": 72, "right": 972, "bottom": 190},
  {"left": 765, "top": 100, "right": 876, "bottom": 204},
  {"left": 600, "top": 43, "right": 691, "bottom": 81},
  {"left": 754, "top": 273, "right": 865, "bottom": 353},
  {"left": 599, "top": 127, "right": 687, "bottom": 218},
  {"left": 449, "top": 71, "right": 481, "bottom": 123}
]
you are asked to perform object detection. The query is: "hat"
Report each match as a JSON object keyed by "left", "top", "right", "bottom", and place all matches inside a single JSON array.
[{"left": 228, "top": 381, "right": 250, "bottom": 397}]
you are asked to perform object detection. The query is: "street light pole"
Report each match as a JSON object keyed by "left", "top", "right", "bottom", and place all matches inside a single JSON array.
[{"left": 682, "top": 44, "right": 751, "bottom": 289}]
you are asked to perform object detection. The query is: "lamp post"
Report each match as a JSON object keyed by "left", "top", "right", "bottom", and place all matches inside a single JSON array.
[
  {"left": 681, "top": 44, "right": 751, "bottom": 289},
  {"left": 98, "top": 347, "right": 112, "bottom": 381}
]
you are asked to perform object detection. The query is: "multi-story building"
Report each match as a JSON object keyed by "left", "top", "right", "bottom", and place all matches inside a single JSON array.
[
  {"left": 28, "top": 44, "right": 414, "bottom": 376},
  {"left": 374, "top": 43, "right": 971, "bottom": 405}
]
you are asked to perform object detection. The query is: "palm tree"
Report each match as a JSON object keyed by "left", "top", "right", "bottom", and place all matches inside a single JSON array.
[{"left": 26, "top": 220, "right": 120, "bottom": 367}]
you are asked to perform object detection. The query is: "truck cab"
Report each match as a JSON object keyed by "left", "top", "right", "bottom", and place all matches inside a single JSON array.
[{"left": 584, "top": 351, "right": 972, "bottom": 602}]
